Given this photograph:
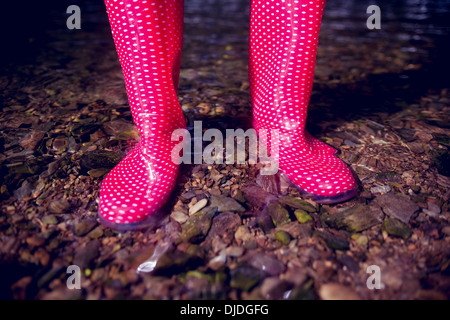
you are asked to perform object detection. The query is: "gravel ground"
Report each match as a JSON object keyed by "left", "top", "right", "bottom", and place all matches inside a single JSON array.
[{"left": 0, "top": 0, "right": 449, "bottom": 300}]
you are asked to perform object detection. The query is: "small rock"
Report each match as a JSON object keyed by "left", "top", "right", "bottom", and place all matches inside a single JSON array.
[
  {"left": 75, "top": 220, "right": 97, "bottom": 237},
  {"left": 278, "top": 196, "right": 317, "bottom": 212},
  {"left": 80, "top": 150, "right": 123, "bottom": 173},
  {"left": 208, "top": 252, "right": 227, "bottom": 271},
  {"left": 180, "top": 190, "right": 196, "bottom": 202},
  {"left": 375, "top": 193, "right": 419, "bottom": 224},
  {"left": 230, "top": 265, "right": 266, "bottom": 292},
  {"left": 267, "top": 202, "right": 291, "bottom": 227},
  {"left": 189, "top": 198, "right": 208, "bottom": 215},
  {"left": 407, "top": 142, "right": 425, "bottom": 154},
  {"left": 209, "top": 195, "right": 246, "bottom": 213},
  {"left": 206, "top": 212, "right": 242, "bottom": 245},
  {"left": 382, "top": 217, "right": 412, "bottom": 240},
  {"left": 52, "top": 136, "right": 68, "bottom": 153},
  {"left": 225, "top": 246, "right": 244, "bottom": 257},
  {"left": 248, "top": 253, "right": 286, "bottom": 276},
  {"left": 321, "top": 204, "right": 383, "bottom": 232},
  {"left": 275, "top": 230, "right": 291, "bottom": 245},
  {"left": 234, "top": 225, "right": 253, "bottom": 244},
  {"left": 294, "top": 209, "right": 313, "bottom": 224},
  {"left": 314, "top": 230, "right": 349, "bottom": 250},
  {"left": 87, "top": 168, "right": 109, "bottom": 178},
  {"left": 375, "top": 171, "right": 402, "bottom": 183},
  {"left": 42, "top": 214, "right": 58, "bottom": 225},
  {"left": 242, "top": 183, "right": 278, "bottom": 210},
  {"left": 19, "top": 130, "right": 45, "bottom": 150},
  {"left": 26, "top": 235, "right": 46, "bottom": 247},
  {"left": 351, "top": 234, "right": 368, "bottom": 246},
  {"left": 170, "top": 211, "right": 189, "bottom": 224},
  {"left": 231, "top": 189, "right": 246, "bottom": 203},
  {"left": 87, "top": 226, "right": 104, "bottom": 239},
  {"left": 277, "top": 222, "right": 312, "bottom": 239},
  {"left": 370, "top": 185, "right": 391, "bottom": 194},
  {"left": 319, "top": 283, "right": 361, "bottom": 300},
  {"left": 48, "top": 198, "right": 71, "bottom": 214},
  {"left": 260, "top": 277, "right": 293, "bottom": 300},
  {"left": 178, "top": 212, "right": 212, "bottom": 243}
]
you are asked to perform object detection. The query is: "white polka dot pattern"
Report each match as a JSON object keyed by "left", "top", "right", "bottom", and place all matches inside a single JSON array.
[
  {"left": 249, "top": 0, "right": 357, "bottom": 200},
  {"left": 99, "top": 0, "right": 185, "bottom": 227}
]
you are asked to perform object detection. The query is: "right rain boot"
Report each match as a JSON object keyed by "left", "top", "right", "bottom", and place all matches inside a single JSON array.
[
  {"left": 249, "top": 0, "right": 358, "bottom": 204},
  {"left": 99, "top": 0, "right": 186, "bottom": 229}
]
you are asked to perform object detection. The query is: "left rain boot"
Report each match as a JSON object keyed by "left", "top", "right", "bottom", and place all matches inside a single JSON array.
[
  {"left": 249, "top": 0, "right": 358, "bottom": 203},
  {"left": 99, "top": 0, "right": 186, "bottom": 229}
]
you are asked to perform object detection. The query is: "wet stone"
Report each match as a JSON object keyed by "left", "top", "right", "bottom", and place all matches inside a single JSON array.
[
  {"left": 206, "top": 212, "right": 241, "bottom": 245},
  {"left": 278, "top": 196, "right": 317, "bottom": 212},
  {"left": 48, "top": 198, "right": 71, "bottom": 214},
  {"left": 375, "top": 171, "right": 402, "bottom": 183},
  {"left": 42, "top": 215, "right": 58, "bottom": 225},
  {"left": 209, "top": 195, "right": 245, "bottom": 213},
  {"left": 80, "top": 150, "right": 124, "bottom": 173},
  {"left": 242, "top": 183, "right": 278, "bottom": 210},
  {"left": 267, "top": 202, "right": 291, "bottom": 227},
  {"left": 294, "top": 209, "right": 313, "bottom": 224},
  {"left": 189, "top": 198, "right": 208, "bottom": 215},
  {"left": 75, "top": 220, "right": 97, "bottom": 237},
  {"left": 383, "top": 217, "right": 412, "bottom": 240},
  {"left": 260, "top": 277, "right": 293, "bottom": 300},
  {"left": 314, "top": 230, "right": 349, "bottom": 251},
  {"left": 275, "top": 230, "right": 292, "bottom": 245},
  {"left": 375, "top": 193, "right": 419, "bottom": 224},
  {"left": 230, "top": 265, "right": 266, "bottom": 292},
  {"left": 248, "top": 253, "right": 286, "bottom": 276},
  {"left": 321, "top": 204, "right": 384, "bottom": 232},
  {"left": 179, "top": 212, "right": 213, "bottom": 243},
  {"left": 276, "top": 222, "right": 312, "bottom": 239}
]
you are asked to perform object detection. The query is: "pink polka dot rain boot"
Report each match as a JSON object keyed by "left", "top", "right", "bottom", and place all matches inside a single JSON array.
[
  {"left": 249, "top": 0, "right": 358, "bottom": 203},
  {"left": 99, "top": 0, "right": 186, "bottom": 229}
]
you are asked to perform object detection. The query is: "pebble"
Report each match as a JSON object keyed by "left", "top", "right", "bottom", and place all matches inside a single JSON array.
[
  {"left": 370, "top": 185, "right": 391, "bottom": 194},
  {"left": 383, "top": 216, "right": 412, "bottom": 240},
  {"left": 248, "top": 253, "right": 286, "bottom": 276},
  {"left": 321, "top": 204, "right": 383, "bottom": 232},
  {"left": 278, "top": 196, "right": 317, "bottom": 212},
  {"left": 230, "top": 265, "right": 265, "bottom": 292},
  {"left": 48, "top": 198, "right": 71, "bottom": 214},
  {"left": 294, "top": 209, "right": 313, "bottom": 224},
  {"left": 188, "top": 198, "right": 208, "bottom": 215},
  {"left": 375, "top": 193, "right": 419, "bottom": 224},
  {"left": 170, "top": 211, "right": 189, "bottom": 224},
  {"left": 260, "top": 277, "right": 293, "bottom": 300},
  {"left": 75, "top": 220, "right": 97, "bottom": 237},
  {"left": 42, "top": 215, "right": 58, "bottom": 225},
  {"left": 275, "top": 230, "right": 292, "bottom": 245},
  {"left": 267, "top": 202, "right": 291, "bottom": 227},
  {"left": 209, "top": 195, "right": 246, "bottom": 213}
]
